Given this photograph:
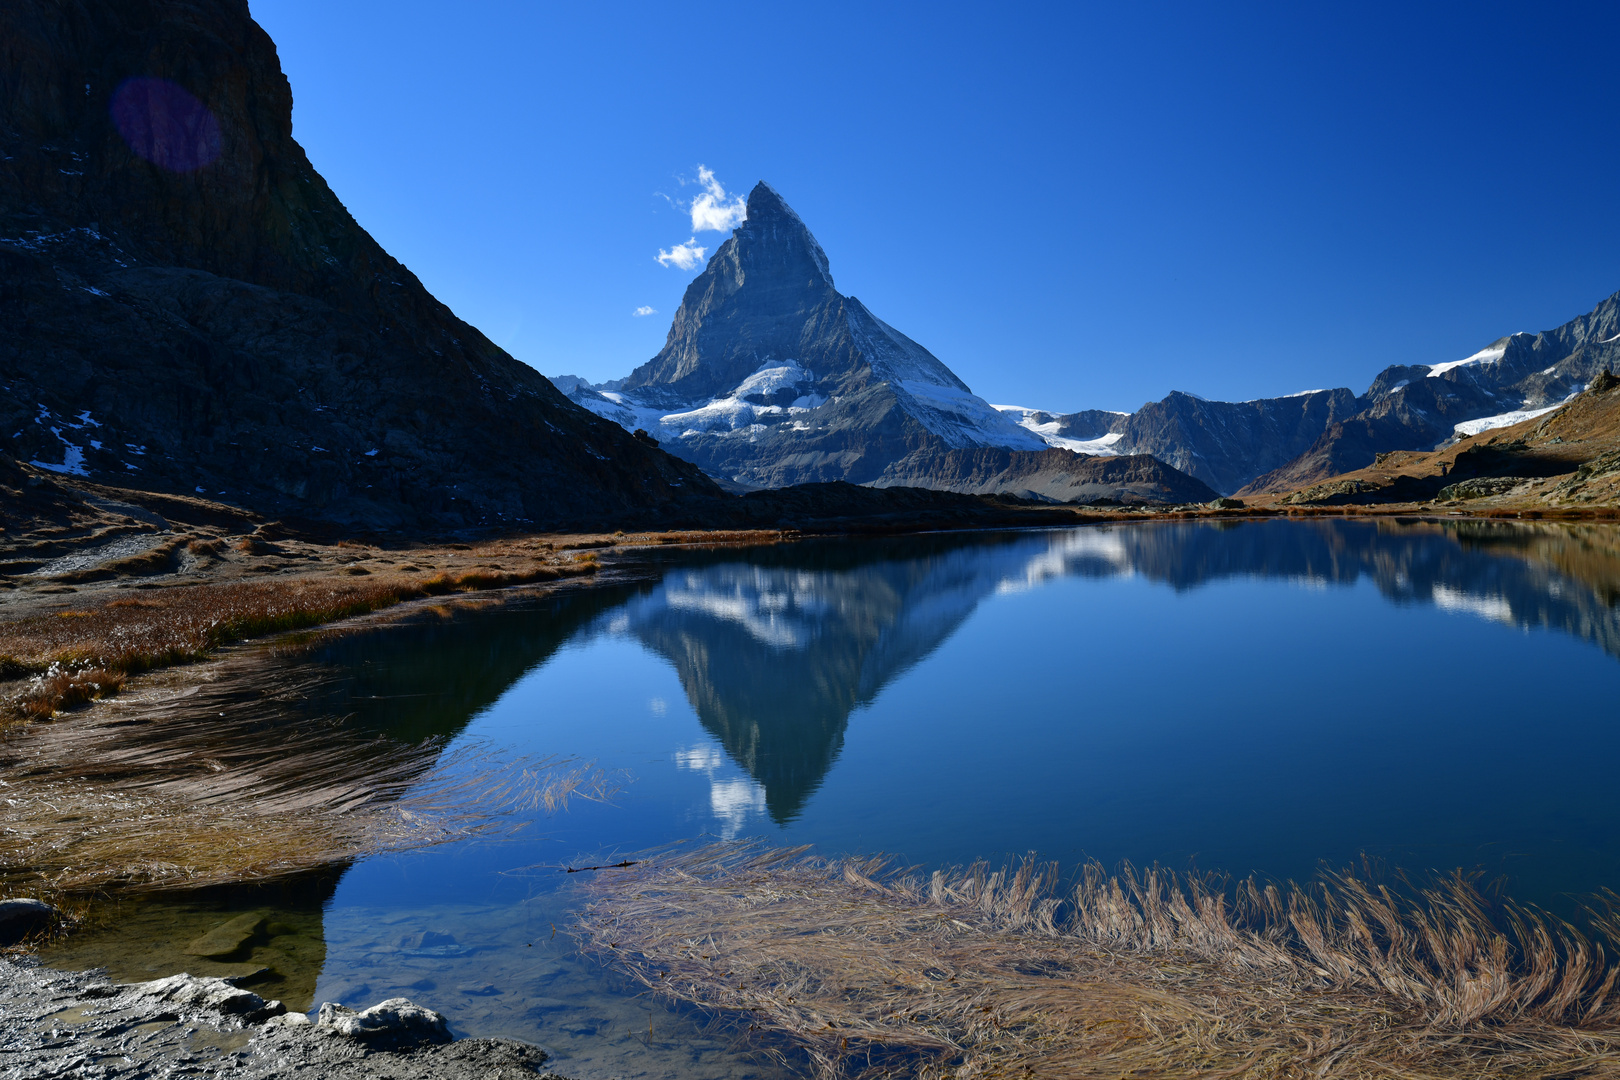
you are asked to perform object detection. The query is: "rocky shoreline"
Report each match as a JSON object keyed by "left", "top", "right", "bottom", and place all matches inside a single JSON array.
[{"left": 0, "top": 956, "right": 568, "bottom": 1079}]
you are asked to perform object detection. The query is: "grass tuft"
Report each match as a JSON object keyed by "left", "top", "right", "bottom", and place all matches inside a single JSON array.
[
  {"left": 577, "top": 842, "right": 1620, "bottom": 1079},
  {"left": 1, "top": 563, "right": 600, "bottom": 721},
  {"left": 0, "top": 656, "right": 611, "bottom": 894}
]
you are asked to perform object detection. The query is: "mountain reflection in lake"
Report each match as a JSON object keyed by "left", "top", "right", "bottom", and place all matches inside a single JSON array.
[{"left": 44, "top": 520, "right": 1620, "bottom": 1079}]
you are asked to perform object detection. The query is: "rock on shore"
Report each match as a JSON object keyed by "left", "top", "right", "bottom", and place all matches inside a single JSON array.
[{"left": 0, "top": 957, "right": 567, "bottom": 1079}]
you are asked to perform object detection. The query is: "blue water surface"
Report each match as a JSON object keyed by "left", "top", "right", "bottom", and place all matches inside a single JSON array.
[{"left": 52, "top": 519, "right": 1620, "bottom": 1078}]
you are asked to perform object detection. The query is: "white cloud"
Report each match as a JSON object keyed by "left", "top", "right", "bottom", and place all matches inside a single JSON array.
[
  {"left": 655, "top": 237, "right": 706, "bottom": 270},
  {"left": 633, "top": 305, "right": 657, "bottom": 317},
  {"left": 652, "top": 167, "right": 745, "bottom": 271},
  {"left": 687, "top": 165, "right": 747, "bottom": 233}
]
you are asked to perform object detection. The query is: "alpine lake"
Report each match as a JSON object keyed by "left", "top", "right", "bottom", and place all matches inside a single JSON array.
[{"left": 41, "top": 517, "right": 1620, "bottom": 1079}]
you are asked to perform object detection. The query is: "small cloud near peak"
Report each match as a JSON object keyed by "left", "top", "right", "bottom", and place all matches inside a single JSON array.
[
  {"left": 633, "top": 305, "right": 657, "bottom": 317},
  {"left": 687, "top": 166, "right": 747, "bottom": 233},
  {"left": 655, "top": 238, "right": 706, "bottom": 270},
  {"left": 653, "top": 166, "right": 744, "bottom": 270}
]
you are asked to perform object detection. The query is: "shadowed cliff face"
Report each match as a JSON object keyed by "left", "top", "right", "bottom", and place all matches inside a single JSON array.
[{"left": 0, "top": 0, "right": 719, "bottom": 529}]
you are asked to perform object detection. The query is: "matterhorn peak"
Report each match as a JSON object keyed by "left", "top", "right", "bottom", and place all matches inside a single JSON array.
[
  {"left": 730, "top": 181, "right": 834, "bottom": 288},
  {"left": 566, "top": 180, "right": 1211, "bottom": 505}
]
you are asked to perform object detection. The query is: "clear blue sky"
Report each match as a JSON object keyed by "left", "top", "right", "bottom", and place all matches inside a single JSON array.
[{"left": 250, "top": 1, "right": 1620, "bottom": 414}]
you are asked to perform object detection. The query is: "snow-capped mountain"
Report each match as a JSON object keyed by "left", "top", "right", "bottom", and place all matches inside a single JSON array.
[
  {"left": 554, "top": 182, "right": 1216, "bottom": 505},
  {"left": 988, "top": 291, "right": 1620, "bottom": 496}
]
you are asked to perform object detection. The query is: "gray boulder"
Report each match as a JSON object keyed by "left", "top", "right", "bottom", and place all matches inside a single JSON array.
[
  {"left": 316, "top": 997, "right": 452, "bottom": 1049},
  {"left": 0, "top": 898, "right": 56, "bottom": 945}
]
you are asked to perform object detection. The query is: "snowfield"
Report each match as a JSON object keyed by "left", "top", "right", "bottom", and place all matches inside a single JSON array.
[
  {"left": 1426, "top": 337, "right": 1523, "bottom": 378},
  {"left": 1452, "top": 405, "right": 1562, "bottom": 437},
  {"left": 992, "top": 405, "right": 1126, "bottom": 455}
]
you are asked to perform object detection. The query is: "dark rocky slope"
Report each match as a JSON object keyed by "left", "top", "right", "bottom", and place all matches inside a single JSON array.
[
  {"left": 873, "top": 446, "right": 1217, "bottom": 504},
  {"left": 0, "top": 0, "right": 717, "bottom": 531}
]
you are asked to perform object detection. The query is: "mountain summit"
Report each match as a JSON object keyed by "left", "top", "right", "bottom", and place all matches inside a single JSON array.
[
  {"left": 625, "top": 183, "right": 843, "bottom": 403},
  {"left": 560, "top": 183, "right": 1215, "bottom": 504}
]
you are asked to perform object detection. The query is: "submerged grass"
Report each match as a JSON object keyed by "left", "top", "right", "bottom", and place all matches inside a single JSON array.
[
  {"left": 576, "top": 842, "right": 1620, "bottom": 1079},
  {"left": 0, "top": 561, "right": 597, "bottom": 721},
  {"left": 0, "top": 655, "right": 613, "bottom": 897}
]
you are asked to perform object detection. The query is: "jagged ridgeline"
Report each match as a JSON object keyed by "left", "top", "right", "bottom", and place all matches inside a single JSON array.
[
  {"left": 558, "top": 184, "right": 1218, "bottom": 504},
  {"left": 0, "top": 0, "right": 719, "bottom": 530}
]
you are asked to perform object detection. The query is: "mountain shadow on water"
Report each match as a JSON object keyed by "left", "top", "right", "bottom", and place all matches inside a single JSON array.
[{"left": 287, "top": 582, "right": 647, "bottom": 744}]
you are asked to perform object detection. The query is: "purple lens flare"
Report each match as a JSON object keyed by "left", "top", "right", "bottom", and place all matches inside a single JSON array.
[{"left": 109, "top": 77, "right": 222, "bottom": 172}]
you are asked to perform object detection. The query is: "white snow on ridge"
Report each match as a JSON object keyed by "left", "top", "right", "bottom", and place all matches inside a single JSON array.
[
  {"left": 1427, "top": 337, "right": 1521, "bottom": 378},
  {"left": 895, "top": 380, "right": 1048, "bottom": 451},
  {"left": 30, "top": 443, "right": 87, "bottom": 476},
  {"left": 732, "top": 361, "right": 813, "bottom": 401},
  {"left": 658, "top": 362, "right": 827, "bottom": 436},
  {"left": 1066, "top": 431, "right": 1125, "bottom": 454},
  {"left": 563, "top": 360, "right": 828, "bottom": 443},
  {"left": 1452, "top": 404, "right": 1560, "bottom": 437},
  {"left": 992, "top": 405, "right": 1125, "bottom": 455}
]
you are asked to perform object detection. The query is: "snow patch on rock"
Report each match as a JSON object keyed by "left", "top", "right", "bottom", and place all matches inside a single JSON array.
[
  {"left": 993, "top": 405, "right": 1125, "bottom": 455},
  {"left": 1428, "top": 337, "right": 1524, "bottom": 378},
  {"left": 1452, "top": 405, "right": 1561, "bottom": 437}
]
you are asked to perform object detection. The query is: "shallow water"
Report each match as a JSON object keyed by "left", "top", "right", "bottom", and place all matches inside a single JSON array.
[{"left": 45, "top": 518, "right": 1620, "bottom": 1077}]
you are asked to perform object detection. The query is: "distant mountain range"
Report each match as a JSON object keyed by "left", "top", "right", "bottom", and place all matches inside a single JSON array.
[
  {"left": 553, "top": 183, "right": 1216, "bottom": 506},
  {"left": 561, "top": 184, "right": 1620, "bottom": 498},
  {"left": 988, "top": 293, "right": 1620, "bottom": 496}
]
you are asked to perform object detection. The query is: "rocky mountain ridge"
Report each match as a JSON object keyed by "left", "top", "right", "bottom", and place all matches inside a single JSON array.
[{"left": 998, "top": 293, "right": 1620, "bottom": 496}]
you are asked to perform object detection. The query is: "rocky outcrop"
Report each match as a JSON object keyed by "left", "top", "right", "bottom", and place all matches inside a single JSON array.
[
  {"left": 0, "top": 899, "right": 57, "bottom": 945},
  {"left": 0, "top": 0, "right": 718, "bottom": 531},
  {"left": 0, "top": 958, "right": 566, "bottom": 1078}
]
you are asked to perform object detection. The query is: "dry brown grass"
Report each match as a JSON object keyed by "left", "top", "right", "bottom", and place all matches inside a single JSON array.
[
  {"left": 17, "top": 666, "right": 124, "bottom": 720},
  {"left": 0, "top": 562, "right": 598, "bottom": 720},
  {"left": 0, "top": 657, "right": 613, "bottom": 896},
  {"left": 576, "top": 842, "right": 1620, "bottom": 1079}
]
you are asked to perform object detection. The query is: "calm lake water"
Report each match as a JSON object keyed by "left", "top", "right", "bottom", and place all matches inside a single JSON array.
[{"left": 46, "top": 518, "right": 1620, "bottom": 1078}]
